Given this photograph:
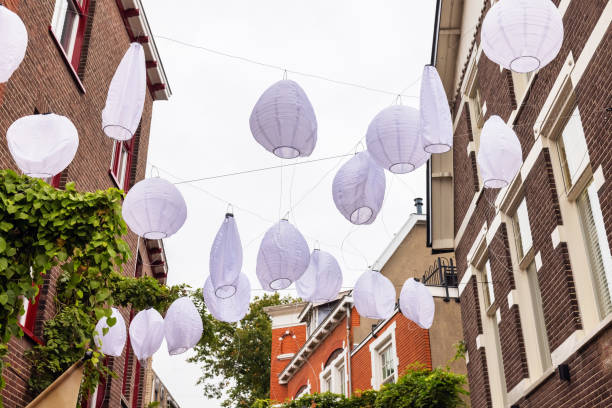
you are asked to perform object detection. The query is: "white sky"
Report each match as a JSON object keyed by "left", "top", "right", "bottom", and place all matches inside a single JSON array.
[{"left": 143, "top": 1, "right": 436, "bottom": 406}]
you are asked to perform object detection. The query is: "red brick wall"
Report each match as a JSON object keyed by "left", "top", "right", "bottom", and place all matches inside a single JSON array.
[{"left": 269, "top": 325, "right": 307, "bottom": 403}]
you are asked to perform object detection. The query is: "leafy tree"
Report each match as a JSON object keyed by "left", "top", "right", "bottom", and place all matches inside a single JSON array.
[{"left": 189, "top": 291, "right": 296, "bottom": 407}]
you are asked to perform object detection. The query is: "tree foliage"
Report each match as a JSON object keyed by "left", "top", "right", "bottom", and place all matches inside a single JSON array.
[{"left": 189, "top": 291, "right": 296, "bottom": 408}]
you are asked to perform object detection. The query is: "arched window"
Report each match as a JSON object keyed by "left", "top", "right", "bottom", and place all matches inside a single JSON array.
[{"left": 324, "top": 348, "right": 343, "bottom": 368}]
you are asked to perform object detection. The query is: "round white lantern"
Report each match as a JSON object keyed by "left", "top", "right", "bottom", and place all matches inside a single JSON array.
[
  {"left": 129, "top": 308, "right": 165, "bottom": 361},
  {"left": 210, "top": 213, "right": 243, "bottom": 299},
  {"left": 477, "top": 115, "right": 523, "bottom": 188},
  {"left": 399, "top": 278, "right": 435, "bottom": 329},
  {"left": 296, "top": 249, "right": 343, "bottom": 303},
  {"left": 122, "top": 177, "right": 187, "bottom": 239},
  {"left": 249, "top": 80, "right": 317, "bottom": 159},
  {"left": 6, "top": 113, "right": 79, "bottom": 178},
  {"left": 164, "top": 297, "right": 203, "bottom": 355},
  {"left": 481, "top": 0, "right": 564, "bottom": 73},
  {"left": 102, "top": 43, "right": 147, "bottom": 141},
  {"left": 0, "top": 6, "right": 28, "bottom": 83},
  {"left": 352, "top": 270, "right": 396, "bottom": 320},
  {"left": 93, "top": 308, "right": 126, "bottom": 357},
  {"left": 256, "top": 220, "right": 310, "bottom": 291},
  {"left": 419, "top": 65, "right": 453, "bottom": 154},
  {"left": 366, "top": 106, "right": 430, "bottom": 173},
  {"left": 204, "top": 273, "right": 251, "bottom": 322},
  {"left": 332, "top": 151, "right": 386, "bottom": 225}
]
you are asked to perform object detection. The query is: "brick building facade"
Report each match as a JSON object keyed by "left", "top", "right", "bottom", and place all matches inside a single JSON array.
[
  {"left": 0, "top": 0, "right": 170, "bottom": 407},
  {"left": 266, "top": 212, "right": 467, "bottom": 403},
  {"left": 428, "top": 0, "right": 611, "bottom": 407}
]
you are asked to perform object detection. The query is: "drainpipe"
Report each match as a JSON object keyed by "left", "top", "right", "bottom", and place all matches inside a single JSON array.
[{"left": 346, "top": 302, "right": 352, "bottom": 397}]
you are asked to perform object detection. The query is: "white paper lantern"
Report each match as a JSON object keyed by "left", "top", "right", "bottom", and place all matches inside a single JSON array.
[
  {"left": 102, "top": 43, "right": 147, "bottom": 141},
  {"left": 332, "top": 151, "right": 386, "bottom": 225},
  {"left": 419, "top": 65, "right": 453, "bottom": 154},
  {"left": 477, "top": 115, "right": 523, "bottom": 189},
  {"left": 210, "top": 213, "right": 242, "bottom": 299},
  {"left": 6, "top": 113, "right": 79, "bottom": 178},
  {"left": 481, "top": 0, "right": 564, "bottom": 73},
  {"left": 366, "top": 106, "right": 430, "bottom": 173},
  {"left": 352, "top": 270, "right": 396, "bottom": 320},
  {"left": 93, "top": 308, "right": 126, "bottom": 357},
  {"left": 122, "top": 177, "right": 187, "bottom": 239},
  {"left": 129, "top": 308, "right": 165, "bottom": 361},
  {"left": 204, "top": 273, "right": 251, "bottom": 322},
  {"left": 256, "top": 220, "right": 310, "bottom": 291},
  {"left": 0, "top": 6, "right": 28, "bottom": 83},
  {"left": 249, "top": 80, "right": 317, "bottom": 159},
  {"left": 296, "top": 250, "right": 343, "bottom": 303},
  {"left": 399, "top": 278, "right": 435, "bottom": 329},
  {"left": 164, "top": 297, "right": 203, "bottom": 355}
]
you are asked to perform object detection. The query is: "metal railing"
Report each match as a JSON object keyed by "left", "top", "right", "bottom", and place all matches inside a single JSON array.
[{"left": 422, "top": 257, "right": 459, "bottom": 302}]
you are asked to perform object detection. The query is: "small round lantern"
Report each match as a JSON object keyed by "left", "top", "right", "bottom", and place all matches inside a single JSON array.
[
  {"left": 296, "top": 249, "right": 343, "bottom": 303},
  {"left": 204, "top": 273, "right": 251, "bottom": 323},
  {"left": 6, "top": 113, "right": 79, "bottom": 178},
  {"left": 102, "top": 43, "right": 147, "bottom": 141},
  {"left": 256, "top": 220, "right": 310, "bottom": 291},
  {"left": 129, "top": 308, "right": 165, "bottom": 361},
  {"left": 332, "top": 151, "right": 386, "bottom": 225},
  {"left": 164, "top": 297, "right": 203, "bottom": 355},
  {"left": 352, "top": 270, "right": 396, "bottom": 320},
  {"left": 249, "top": 80, "right": 317, "bottom": 159},
  {"left": 210, "top": 213, "right": 243, "bottom": 299},
  {"left": 477, "top": 115, "right": 523, "bottom": 188},
  {"left": 122, "top": 177, "right": 187, "bottom": 239},
  {"left": 419, "top": 65, "right": 453, "bottom": 154},
  {"left": 481, "top": 0, "right": 564, "bottom": 73},
  {"left": 399, "top": 278, "right": 435, "bottom": 329},
  {"left": 93, "top": 308, "right": 127, "bottom": 357},
  {"left": 0, "top": 5, "right": 28, "bottom": 83}
]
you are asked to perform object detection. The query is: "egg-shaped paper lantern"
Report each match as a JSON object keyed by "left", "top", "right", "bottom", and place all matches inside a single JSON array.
[
  {"left": 122, "top": 177, "right": 187, "bottom": 239},
  {"left": 477, "top": 115, "right": 523, "bottom": 189},
  {"left": 6, "top": 113, "right": 79, "bottom": 178},
  {"left": 366, "top": 105, "right": 430, "bottom": 173},
  {"left": 352, "top": 270, "right": 396, "bottom": 320},
  {"left": 481, "top": 0, "right": 564, "bottom": 73},
  {"left": 419, "top": 65, "right": 453, "bottom": 154},
  {"left": 164, "top": 297, "right": 203, "bottom": 355},
  {"left": 129, "top": 308, "right": 165, "bottom": 361},
  {"left": 296, "top": 249, "right": 343, "bottom": 303},
  {"left": 256, "top": 220, "right": 310, "bottom": 291},
  {"left": 93, "top": 308, "right": 127, "bottom": 357},
  {"left": 102, "top": 43, "right": 146, "bottom": 141},
  {"left": 210, "top": 213, "right": 243, "bottom": 299},
  {"left": 332, "top": 151, "right": 386, "bottom": 225},
  {"left": 204, "top": 273, "right": 251, "bottom": 322},
  {"left": 399, "top": 278, "right": 435, "bottom": 329},
  {"left": 0, "top": 6, "right": 28, "bottom": 83},
  {"left": 249, "top": 80, "right": 317, "bottom": 159}
]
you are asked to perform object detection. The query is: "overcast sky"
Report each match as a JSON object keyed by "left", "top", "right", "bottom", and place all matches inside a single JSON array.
[{"left": 142, "top": 1, "right": 436, "bottom": 406}]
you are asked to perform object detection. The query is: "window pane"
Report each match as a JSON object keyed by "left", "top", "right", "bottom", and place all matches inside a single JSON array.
[
  {"left": 339, "top": 365, "right": 345, "bottom": 395},
  {"left": 559, "top": 107, "right": 589, "bottom": 187},
  {"left": 485, "top": 261, "right": 495, "bottom": 306},
  {"left": 516, "top": 199, "right": 533, "bottom": 257},
  {"left": 51, "top": 0, "right": 80, "bottom": 59},
  {"left": 526, "top": 261, "right": 551, "bottom": 369},
  {"left": 381, "top": 345, "right": 394, "bottom": 381}
]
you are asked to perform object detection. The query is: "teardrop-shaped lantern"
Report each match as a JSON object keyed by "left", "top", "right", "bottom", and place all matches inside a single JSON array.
[
  {"left": 332, "top": 151, "right": 386, "bottom": 225},
  {"left": 204, "top": 273, "right": 251, "bottom": 322},
  {"left": 256, "top": 220, "right": 310, "bottom": 291},
  {"left": 122, "top": 177, "right": 187, "bottom": 239},
  {"left": 399, "top": 278, "right": 435, "bottom": 329},
  {"left": 296, "top": 249, "right": 343, "bottom": 303},
  {"left": 102, "top": 43, "right": 147, "bottom": 141},
  {"left": 0, "top": 6, "right": 28, "bottom": 83},
  {"left": 249, "top": 80, "right": 317, "bottom": 159},
  {"left": 366, "top": 106, "right": 430, "bottom": 173},
  {"left": 420, "top": 65, "right": 453, "bottom": 154},
  {"left": 481, "top": 0, "right": 563, "bottom": 73},
  {"left": 93, "top": 308, "right": 127, "bottom": 357},
  {"left": 164, "top": 297, "right": 203, "bottom": 355},
  {"left": 6, "top": 113, "right": 79, "bottom": 178},
  {"left": 353, "top": 270, "right": 396, "bottom": 320},
  {"left": 210, "top": 213, "right": 243, "bottom": 299},
  {"left": 477, "top": 115, "right": 523, "bottom": 188},
  {"left": 129, "top": 308, "right": 165, "bottom": 361}
]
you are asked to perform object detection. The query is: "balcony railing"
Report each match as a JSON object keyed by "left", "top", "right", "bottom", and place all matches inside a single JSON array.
[{"left": 422, "top": 257, "right": 459, "bottom": 302}]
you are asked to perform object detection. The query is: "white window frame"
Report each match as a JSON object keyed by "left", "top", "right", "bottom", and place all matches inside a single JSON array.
[
  {"left": 557, "top": 106, "right": 590, "bottom": 191},
  {"left": 512, "top": 198, "right": 533, "bottom": 262},
  {"left": 318, "top": 350, "right": 347, "bottom": 395},
  {"left": 484, "top": 260, "right": 496, "bottom": 307},
  {"left": 369, "top": 321, "right": 398, "bottom": 390},
  {"left": 51, "top": 0, "right": 81, "bottom": 61},
  {"left": 294, "top": 381, "right": 311, "bottom": 399}
]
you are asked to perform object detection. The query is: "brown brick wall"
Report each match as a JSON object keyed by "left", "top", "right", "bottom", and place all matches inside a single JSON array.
[{"left": 453, "top": 105, "right": 476, "bottom": 237}]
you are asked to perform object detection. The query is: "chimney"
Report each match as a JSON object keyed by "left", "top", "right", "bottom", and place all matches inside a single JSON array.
[{"left": 414, "top": 197, "right": 423, "bottom": 215}]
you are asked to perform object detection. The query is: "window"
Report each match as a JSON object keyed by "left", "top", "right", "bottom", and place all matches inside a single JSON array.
[
  {"left": 319, "top": 349, "right": 347, "bottom": 395},
  {"left": 512, "top": 198, "right": 533, "bottom": 260},
  {"left": 526, "top": 261, "right": 551, "bottom": 369},
  {"left": 380, "top": 345, "right": 395, "bottom": 384},
  {"left": 110, "top": 140, "right": 132, "bottom": 190},
  {"left": 557, "top": 106, "right": 589, "bottom": 189},
  {"left": 18, "top": 293, "right": 39, "bottom": 336},
  {"left": 51, "top": 0, "right": 90, "bottom": 71},
  {"left": 484, "top": 260, "right": 495, "bottom": 307},
  {"left": 338, "top": 363, "right": 346, "bottom": 395},
  {"left": 369, "top": 321, "right": 398, "bottom": 389},
  {"left": 322, "top": 373, "right": 331, "bottom": 392},
  {"left": 468, "top": 74, "right": 485, "bottom": 129},
  {"left": 577, "top": 181, "right": 612, "bottom": 317},
  {"left": 295, "top": 384, "right": 309, "bottom": 399}
]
